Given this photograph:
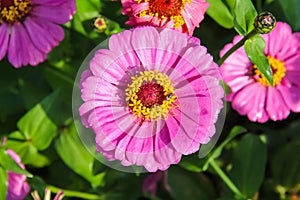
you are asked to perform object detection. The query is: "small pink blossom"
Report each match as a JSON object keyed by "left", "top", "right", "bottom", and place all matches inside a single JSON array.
[
  {"left": 121, "top": 0, "right": 209, "bottom": 35},
  {"left": 79, "top": 26, "right": 224, "bottom": 172},
  {"left": 6, "top": 150, "right": 30, "bottom": 200},
  {"left": 220, "top": 22, "right": 300, "bottom": 123}
]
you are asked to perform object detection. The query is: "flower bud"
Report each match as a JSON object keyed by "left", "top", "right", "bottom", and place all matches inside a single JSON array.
[
  {"left": 93, "top": 15, "right": 108, "bottom": 33},
  {"left": 254, "top": 11, "right": 276, "bottom": 34}
]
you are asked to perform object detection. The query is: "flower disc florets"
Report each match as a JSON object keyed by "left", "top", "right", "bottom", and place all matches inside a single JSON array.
[
  {"left": 0, "top": 0, "right": 32, "bottom": 23},
  {"left": 126, "top": 70, "right": 178, "bottom": 122}
]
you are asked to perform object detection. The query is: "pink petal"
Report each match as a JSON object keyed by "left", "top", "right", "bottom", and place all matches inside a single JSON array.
[
  {"left": 285, "top": 54, "right": 300, "bottom": 71},
  {"left": 31, "top": 0, "right": 76, "bottom": 24},
  {"left": 266, "top": 87, "right": 290, "bottom": 121},
  {"left": 285, "top": 71, "right": 300, "bottom": 86},
  {"left": 24, "top": 16, "right": 64, "bottom": 53},
  {"left": 131, "top": 27, "right": 159, "bottom": 66},
  {"left": 6, "top": 150, "right": 30, "bottom": 200},
  {"left": 108, "top": 30, "right": 141, "bottom": 67},
  {"left": 263, "top": 22, "right": 295, "bottom": 59},
  {"left": 0, "top": 23, "right": 9, "bottom": 60},
  {"left": 232, "top": 83, "right": 265, "bottom": 121},
  {"left": 8, "top": 24, "right": 45, "bottom": 68},
  {"left": 90, "top": 50, "right": 126, "bottom": 84},
  {"left": 278, "top": 83, "right": 300, "bottom": 112}
]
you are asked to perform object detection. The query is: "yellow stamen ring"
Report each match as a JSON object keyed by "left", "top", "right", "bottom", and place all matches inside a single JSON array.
[
  {"left": 125, "top": 70, "right": 178, "bottom": 121},
  {"left": 0, "top": 0, "right": 32, "bottom": 24}
]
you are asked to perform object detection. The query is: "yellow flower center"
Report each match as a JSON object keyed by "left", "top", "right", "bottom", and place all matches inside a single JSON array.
[
  {"left": 252, "top": 56, "right": 286, "bottom": 87},
  {"left": 0, "top": 0, "right": 32, "bottom": 24},
  {"left": 136, "top": 0, "right": 190, "bottom": 28},
  {"left": 125, "top": 70, "right": 178, "bottom": 123}
]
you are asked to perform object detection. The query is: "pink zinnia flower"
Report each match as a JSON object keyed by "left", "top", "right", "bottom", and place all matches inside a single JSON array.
[
  {"left": 6, "top": 149, "right": 30, "bottom": 200},
  {"left": 79, "top": 27, "right": 224, "bottom": 172},
  {"left": 121, "top": 0, "right": 209, "bottom": 35},
  {"left": 220, "top": 22, "right": 300, "bottom": 123},
  {"left": 0, "top": 0, "right": 76, "bottom": 68}
]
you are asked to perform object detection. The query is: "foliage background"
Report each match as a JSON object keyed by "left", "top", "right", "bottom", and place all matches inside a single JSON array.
[{"left": 0, "top": 0, "right": 300, "bottom": 199}]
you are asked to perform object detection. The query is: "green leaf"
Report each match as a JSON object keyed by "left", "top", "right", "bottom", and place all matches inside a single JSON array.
[
  {"left": 5, "top": 132, "right": 49, "bottom": 167},
  {"left": 271, "top": 141, "right": 300, "bottom": 189},
  {"left": 206, "top": 0, "right": 234, "bottom": 29},
  {"left": 17, "top": 90, "right": 61, "bottom": 150},
  {"left": 55, "top": 123, "right": 105, "bottom": 188},
  {"left": 76, "top": 0, "right": 102, "bottom": 21},
  {"left": 244, "top": 35, "right": 273, "bottom": 86},
  {"left": 0, "top": 167, "right": 8, "bottom": 200},
  {"left": 168, "top": 167, "right": 217, "bottom": 200},
  {"left": 233, "top": 0, "right": 257, "bottom": 35},
  {"left": 202, "top": 126, "right": 247, "bottom": 171},
  {"left": 229, "top": 134, "right": 267, "bottom": 198},
  {"left": 0, "top": 148, "right": 33, "bottom": 177},
  {"left": 179, "top": 153, "right": 207, "bottom": 172},
  {"left": 278, "top": 0, "right": 300, "bottom": 31}
]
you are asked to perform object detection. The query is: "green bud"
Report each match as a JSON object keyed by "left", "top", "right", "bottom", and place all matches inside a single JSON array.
[{"left": 254, "top": 12, "right": 276, "bottom": 34}]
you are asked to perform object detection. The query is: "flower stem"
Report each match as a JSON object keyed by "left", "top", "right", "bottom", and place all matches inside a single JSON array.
[
  {"left": 47, "top": 185, "right": 103, "bottom": 200},
  {"left": 217, "top": 29, "right": 257, "bottom": 66},
  {"left": 209, "top": 159, "right": 244, "bottom": 198}
]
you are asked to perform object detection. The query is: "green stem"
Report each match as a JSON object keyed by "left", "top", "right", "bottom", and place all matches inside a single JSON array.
[
  {"left": 47, "top": 185, "right": 103, "bottom": 200},
  {"left": 217, "top": 29, "right": 257, "bottom": 66},
  {"left": 209, "top": 159, "right": 244, "bottom": 198}
]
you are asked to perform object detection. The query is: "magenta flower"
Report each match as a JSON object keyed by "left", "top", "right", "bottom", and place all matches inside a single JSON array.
[
  {"left": 79, "top": 27, "right": 223, "bottom": 172},
  {"left": 220, "top": 22, "right": 300, "bottom": 123},
  {"left": 121, "top": 0, "right": 209, "bottom": 35},
  {"left": 6, "top": 150, "right": 30, "bottom": 200},
  {"left": 0, "top": 0, "right": 76, "bottom": 68}
]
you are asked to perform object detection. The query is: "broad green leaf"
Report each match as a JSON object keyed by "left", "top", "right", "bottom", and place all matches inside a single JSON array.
[
  {"left": 0, "top": 148, "right": 32, "bottom": 177},
  {"left": 229, "top": 134, "right": 267, "bottom": 198},
  {"left": 233, "top": 0, "right": 257, "bottom": 35},
  {"left": 0, "top": 167, "right": 8, "bottom": 200},
  {"left": 278, "top": 0, "right": 300, "bottom": 31},
  {"left": 17, "top": 90, "right": 61, "bottom": 150},
  {"left": 5, "top": 132, "right": 45, "bottom": 167},
  {"left": 76, "top": 0, "right": 102, "bottom": 21},
  {"left": 244, "top": 35, "right": 273, "bottom": 85},
  {"left": 55, "top": 123, "right": 105, "bottom": 188},
  {"left": 202, "top": 126, "right": 246, "bottom": 171},
  {"left": 206, "top": 0, "right": 234, "bottom": 29},
  {"left": 271, "top": 141, "right": 300, "bottom": 189}
]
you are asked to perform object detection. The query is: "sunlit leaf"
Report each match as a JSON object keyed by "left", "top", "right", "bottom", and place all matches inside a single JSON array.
[
  {"left": 0, "top": 167, "right": 8, "bottom": 200},
  {"left": 17, "top": 90, "right": 61, "bottom": 150},
  {"left": 233, "top": 0, "right": 257, "bottom": 35},
  {"left": 55, "top": 123, "right": 105, "bottom": 188},
  {"left": 244, "top": 35, "right": 273, "bottom": 86},
  {"left": 206, "top": 0, "right": 234, "bottom": 29}
]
